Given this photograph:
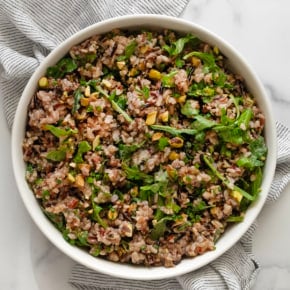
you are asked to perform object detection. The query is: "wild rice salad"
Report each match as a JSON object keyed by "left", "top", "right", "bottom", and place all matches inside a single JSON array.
[{"left": 23, "top": 29, "right": 267, "bottom": 267}]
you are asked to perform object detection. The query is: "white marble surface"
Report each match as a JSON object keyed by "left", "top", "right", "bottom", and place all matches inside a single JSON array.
[{"left": 1, "top": 0, "right": 290, "bottom": 289}]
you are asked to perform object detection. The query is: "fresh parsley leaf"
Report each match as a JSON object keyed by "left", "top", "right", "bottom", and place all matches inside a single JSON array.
[
  {"left": 216, "top": 127, "right": 245, "bottom": 145},
  {"left": 136, "top": 86, "right": 150, "bottom": 99},
  {"left": 249, "top": 136, "right": 267, "bottom": 159},
  {"left": 118, "top": 143, "right": 143, "bottom": 160},
  {"left": 161, "top": 71, "right": 178, "bottom": 88},
  {"left": 117, "top": 40, "right": 137, "bottom": 61},
  {"left": 181, "top": 100, "right": 200, "bottom": 118},
  {"left": 184, "top": 51, "right": 218, "bottom": 72},
  {"left": 43, "top": 211, "right": 65, "bottom": 231},
  {"left": 203, "top": 155, "right": 255, "bottom": 201},
  {"left": 47, "top": 58, "right": 78, "bottom": 78},
  {"left": 191, "top": 115, "right": 217, "bottom": 131},
  {"left": 158, "top": 137, "right": 169, "bottom": 151},
  {"left": 175, "top": 56, "right": 185, "bottom": 68},
  {"left": 91, "top": 199, "right": 108, "bottom": 228},
  {"left": 72, "top": 88, "right": 83, "bottom": 114},
  {"left": 74, "top": 141, "right": 91, "bottom": 163},
  {"left": 163, "top": 34, "right": 200, "bottom": 56},
  {"left": 46, "top": 148, "right": 66, "bottom": 162},
  {"left": 96, "top": 86, "right": 133, "bottom": 123},
  {"left": 236, "top": 109, "right": 253, "bottom": 130},
  {"left": 251, "top": 167, "right": 263, "bottom": 199},
  {"left": 122, "top": 164, "right": 154, "bottom": 184},
  {"left": 236, "top": 156, "right": 264, "bottom": 169},
  {"left": 43, "top": 124, "right": 78, "bottom": 138},
  {"left": 26, "top": 163, "right": 34, "bottom": 173},
  {"left": 150, "top": 216, "right": 173, "bottom": 240},
  {"left": 226, "top": 216, "right": 244, "bottom": 222}
]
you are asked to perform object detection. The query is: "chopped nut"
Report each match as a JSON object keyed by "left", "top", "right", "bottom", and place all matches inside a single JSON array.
[
  {"left": 191, "top": 56, "right": 201, "bottom": 67},
  {"left": 152, "top": 132, "right": 163, "bottom": 141},
  {"left": 67, "top": 173, "right": 75, "bottom": 183},
  {"left": 38, "top": 77, "right": 48, "bottom": 88},
  {"left": 230, "top": 190, "right": 243, "bottom": 203},
  {"left": 146, "top": 111, "right": 157, "bottom": 125},
  {"left": 128, "top": 68, "right": 139, "bottom": 77},
  {"left": 148, "top": 69, "right": 161, "bottom": 80},
  {"left": 107, "top": 208, "right": 118, "bottom": 220},
  {"left": 75, "top": 174, "right": 85, "bottom": 187},
  {"left": 101, "top": 79, "right": 112, "bottom": 88},
  {"left": 139, "top": 45, "right": 149, "bottom": 54},
  {"left": 169, "top": 151, "right": 179, "bottom": 161},
  {"left": 78, "top": 163, "right": 90, "bottom": 174},
  {"left": 177, "top": 95, "right": 186, "bottom": 103},
  {"left": 119, "top": 222, "right": 133, "bottom": 237},
  {"left": 130, "top": 186, "right": 139, "bottom": 197},
  {"left": 116, "top": 61, "right": 126, "bottom": 70},
  {"left": 84, "top": 86, "right": 91, "bottom": 97},
  {"left": 90, "top": 92, "right": 99, "bottom": 98},
  {"left": 213, "top": 46, "right": 219, "bottom": 55},
  {"left": 159, "top": 111, "right": 169, "bottom": 122},
  {"left": 169, "top": 137, "right": 184, "bottom": 148},
  {"left": 80, "top": 97, "right": 90, "bottom": 106}
]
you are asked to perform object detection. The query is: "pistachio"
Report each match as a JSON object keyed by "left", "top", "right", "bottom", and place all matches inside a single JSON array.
[
  {"left": 38, "top": 77, "right": 48, "bottom": 88},
  {"left": 169, "top": 151, "right": 179, "bottom": 161},
  {"left": 146, "top": 111, "right": 157, "bottom": 125},
  {"left": 107, "top": 208, "right": 118, "bottom": 220},
  {"left": 148, "top": 69, "right": 161, "bottom": 80},
  {"left": 159, "top": 111, "right": 169, "bottom": 122},
  {"left": 169, "top": 137, "right": 184, "bottom": 148},
  {"left": 151, "top": 132, "right": 163, "bottom": 141}
]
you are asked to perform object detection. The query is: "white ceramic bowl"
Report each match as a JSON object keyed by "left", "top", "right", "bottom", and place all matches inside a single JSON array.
[{"left": 12, "top": 14, "right": 277, "bottom": 280}]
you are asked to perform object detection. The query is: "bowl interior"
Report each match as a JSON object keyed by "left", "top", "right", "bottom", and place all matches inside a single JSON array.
[{"left": 12, "top": 14, "right": 277, "bottom": 280}]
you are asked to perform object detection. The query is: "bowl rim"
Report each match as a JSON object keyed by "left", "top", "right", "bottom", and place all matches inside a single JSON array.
[{"left": 11, "top": 14, "right": 277, "bottom": 280}]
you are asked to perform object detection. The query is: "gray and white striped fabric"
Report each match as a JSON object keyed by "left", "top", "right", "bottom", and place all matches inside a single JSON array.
[
  {"left": 1, "top": 1, "right": 290, "bottom": 289},
  {"left": 70, "top": 122, "right": 290, "bottom": 290}
]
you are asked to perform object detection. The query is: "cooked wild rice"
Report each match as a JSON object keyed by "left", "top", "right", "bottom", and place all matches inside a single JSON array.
[{"left": 23, "top": 29, "right": 267, "bottom": 267}]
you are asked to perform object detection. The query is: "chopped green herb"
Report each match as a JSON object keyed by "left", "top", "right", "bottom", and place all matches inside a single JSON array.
[
  {"left": 43, "top": 211, "right": 65, "bottom": 231},
  {"left": 72, "top": 88, "right": 83, "bottom": 114},
  {"left": 158, "top": 137, "right": 169, "bottom": 150},
  {"left": 136, "top": 86, "right": 150, "bottom": 99},
  {"left": 118, "top": 143, "right": 144, "bottom": 160},
  {"left": 117, "top": 40, "right": 137, "bottom": 61},
  {"left": 47, "top": 57, "right": 78, "bottom": 79},
  {"left": 74, "top": 141, "right": 91, "bottom": 163},
  {"left": 96, "top": 86, "right": 133, "bottom": 123},
  {"left": 122, "top": 164, "right": 154, "bottom": 184},
  {"left": 150, "top": 216, "right": 173, "bottom": 240},
  {"left": 184, "top": 51, "right": 218, "bottom": 72},
  {"left": 91, "top": 200, "right": 108, "bottom": 228},
  {"left": 46, "top": 148, "right": 66, "bottom": 162},
  {"left": 203, "top": 155, "right": 255, "bottom": 201},
  {"left": 226, "top": 216, "right": 244, "bottom": 222},
  {"left": 151, "top": 124, "right": 197, "bottom": 136},
  {"left": 161, "top": 71, "right": 178, "bottom": 88},
  {"left": 181, "top": 100, "right": 200, "bottom": 118},
  {"left": 163, "top": 34, "right": 200, "bottom": 56},
  {"left": 26, "top": 163, "right": 34, "bottom": 173},
  {"left": 43, "top": 124, "right": 78, "bottom": 138}
]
